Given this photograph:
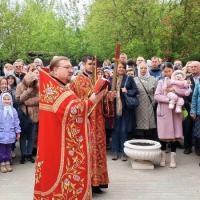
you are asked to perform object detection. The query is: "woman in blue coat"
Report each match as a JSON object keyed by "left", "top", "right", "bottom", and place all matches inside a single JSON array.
[
  {"left": 111, "top": 62, "right": 139, "bottom": 161},
  {"left": 0, "top": 93, "right": 21, "bottom": 173}
]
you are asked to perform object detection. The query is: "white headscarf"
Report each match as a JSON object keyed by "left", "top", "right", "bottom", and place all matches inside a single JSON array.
[
  {"left": 2, "top": 92, "right": 13, "bottom": 118},
  {"left": 138, "top": 63, "right": 150, "bottom": 79}
]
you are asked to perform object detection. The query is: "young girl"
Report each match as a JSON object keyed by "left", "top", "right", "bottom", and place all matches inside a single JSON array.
[
  {"left": 0, "top": 92, "right": 21, "bottom": 173},
  {"left": 1, "top": 77, "right": 18, "bottom": 158}
]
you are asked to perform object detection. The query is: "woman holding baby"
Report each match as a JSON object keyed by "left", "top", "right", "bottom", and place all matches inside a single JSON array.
[{"left": 154, "top": 62, "right": 191, "bottom": 168}]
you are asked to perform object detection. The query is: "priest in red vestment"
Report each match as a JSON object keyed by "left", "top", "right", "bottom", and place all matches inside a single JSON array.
[
  {"left": 70, "top": 56, "right": 109, "bottom": 194},
  {"left": 33, "top": 56, "right": 104, "bottom": 200}
]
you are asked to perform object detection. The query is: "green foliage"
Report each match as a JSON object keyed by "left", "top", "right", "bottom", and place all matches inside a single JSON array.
[
  {"left": 0, "top": 0, "right": 85, "bottom": 64},
  {"left": 0, "top": 0, "right": 199, "bottom": 65},
  {"left": 84, "top": 0, "right": 200, "bottom": 62}
]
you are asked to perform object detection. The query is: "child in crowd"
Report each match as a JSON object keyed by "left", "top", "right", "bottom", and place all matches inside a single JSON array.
[
  {"left": 0, "top": 93, "right": 21, "bottom": 173},
  {"left": 1, "top": 77, "right": 18, "bottom": 158},
  {"left": 164, "top": 70, "right": 191, "bottom": 113}
]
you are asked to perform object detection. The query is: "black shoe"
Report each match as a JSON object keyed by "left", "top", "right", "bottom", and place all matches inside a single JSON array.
[
  {"left": 99, "top": 184, "right": 108, "bottom": 189},
  {"left": 112, "top": 153, "right": 119, "bottom": 161},
  {"left": 20, "top": 156, "right": 26, "bottom": 164},
  {"left": 27, "top": 155, "right": 35, "bottom": 163},
  {"left": 183, "top": 148, "right": 192, "bottom": 154},
  {"left": 92, "top": 186, "right": 103, "bottom": 194}
]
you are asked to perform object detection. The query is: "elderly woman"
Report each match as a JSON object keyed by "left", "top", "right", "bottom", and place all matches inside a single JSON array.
[
  {"left": 111, "top": 62, "right": 138, "bottom": 161},
  {"left": 33, "top": 58, "right": 43, "bottom": 68},
  {"left": 154, "top": 62, "right": 191, "bottom": 168},
  {"left": 3, "top": 63, "right": 15, "bottom": 77},
  {"left": 134, "top": 62, "right": 157, "bottom": 140}
]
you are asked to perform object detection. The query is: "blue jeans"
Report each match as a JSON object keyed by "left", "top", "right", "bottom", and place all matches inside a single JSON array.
[
  {"left": 20, "top": 123, "right": 36, "bottom": 156},
  {"left": 112, "top": 116, "right": 128, "bottom": 154}
]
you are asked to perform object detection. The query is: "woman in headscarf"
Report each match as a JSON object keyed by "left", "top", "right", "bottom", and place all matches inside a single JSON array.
[{"left": 134, "top": 62, "right": 157, "bottom": 140}]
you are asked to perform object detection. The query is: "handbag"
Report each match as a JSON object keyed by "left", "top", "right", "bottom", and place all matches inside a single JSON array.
[
  {"left": 17, "top": 106, "right": 33, "bottom": 133},
  {"left": 124, "top": 77, "right": 139, "bottom": 109}
]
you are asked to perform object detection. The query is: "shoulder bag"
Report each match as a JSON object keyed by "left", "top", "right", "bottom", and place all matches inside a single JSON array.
[{"left": 123, "top": 77, "right": 139, "bottom": 109}]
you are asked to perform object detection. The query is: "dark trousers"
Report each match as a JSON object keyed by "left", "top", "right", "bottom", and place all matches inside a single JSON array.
[
  {"left": 183, "top": 116, "right": 193, "bottom": 150},
  {"left": 112, "top": 116, "right": 128, "bottom": 154},
  {"left": 106, "top": 128, "right": 112, "bottom": 147},
  {"left": 160, "top": 141, "right": 176, "bottom": 152},
  {"left": 133, "top": 129, "right": 158, "bottom": 141},
  {"left": 20, "top": 123, "right": 36, "bottom": 156},
  {"left": 0, "top": 144, "right": 11, "bottom": 162},
  {"left": 194, "top": 137, "right": 200, "bottom": 151}
]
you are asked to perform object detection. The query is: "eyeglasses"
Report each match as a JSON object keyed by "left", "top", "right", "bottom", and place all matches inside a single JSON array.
[
  {"left": 15, "top": 66, "right": 22, "bottom": 68},
  {"left": 58, "top": 65, "right": 72, "bottom": 69}
]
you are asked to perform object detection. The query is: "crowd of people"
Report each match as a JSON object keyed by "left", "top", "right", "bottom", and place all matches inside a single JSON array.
[
  {"left": 0, "top": 54, "right": 199, "bottom": 198},
  {"left": 97, "top": 55, "right": 200, "bottom": 169},
  {"left": 0, "top": 58, "right": 40, "bottom": 172}
]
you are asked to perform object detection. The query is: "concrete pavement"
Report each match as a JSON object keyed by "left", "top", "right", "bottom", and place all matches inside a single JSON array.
[{"left": 0, "top": 147, "right": 200, "bottom": 200}]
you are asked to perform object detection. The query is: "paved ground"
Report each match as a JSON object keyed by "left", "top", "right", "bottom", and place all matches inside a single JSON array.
[{"left": 0, "top": 145, "right": 200, "bottom": 200}]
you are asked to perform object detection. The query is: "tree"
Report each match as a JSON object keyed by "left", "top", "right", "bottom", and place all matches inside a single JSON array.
[
  {"left": 84, "top": 0, "right": 200, "bottom": 61},
  {"left": 0, "top": 0, "right": 87, "bottom": 64}
]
